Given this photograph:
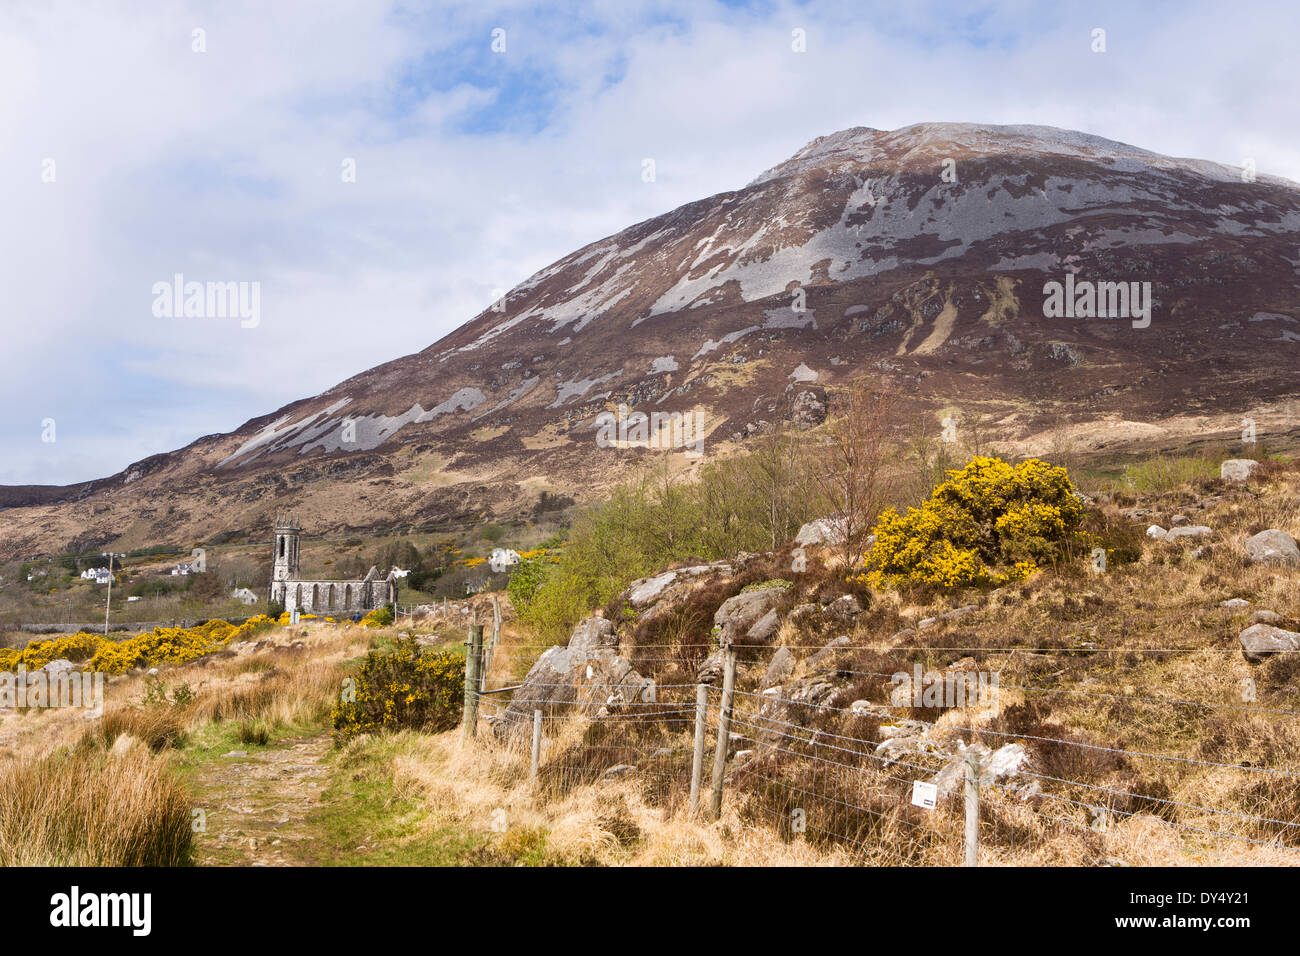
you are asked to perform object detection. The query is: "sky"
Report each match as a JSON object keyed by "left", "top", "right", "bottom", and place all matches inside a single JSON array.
[{"left": 2, "top": 0, "right": 1298, "bottom": 486}]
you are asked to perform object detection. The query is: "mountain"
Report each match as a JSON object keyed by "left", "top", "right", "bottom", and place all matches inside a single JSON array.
[{"left": 4, "top": 122, "right": 1300, "bottom": 560}]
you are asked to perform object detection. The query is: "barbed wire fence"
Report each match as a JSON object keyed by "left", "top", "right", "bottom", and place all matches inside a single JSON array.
[{"left": 454, "top": 630, "right": 1300, "bottom": 865}]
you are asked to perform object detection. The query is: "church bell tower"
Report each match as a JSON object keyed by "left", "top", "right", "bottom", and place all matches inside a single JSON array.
[{"left": 272, "top": 514, "right": 302, "bottom": 583}]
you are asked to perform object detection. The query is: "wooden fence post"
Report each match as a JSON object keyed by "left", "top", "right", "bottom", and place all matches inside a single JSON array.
[
  {"left": 462, "top": 624, "right": 483, "bottom": 739},
  {"left": 484, "top": 594, "right": 502, "bottom": 680},
  {"left": 689, "top": 683, "right": 708, "bottom": 815},
  {"left": 531, "top": 709, "right": 543, "bottom": 779},
  {"left": 709, "top": 645, "right": 738, "bottom": 820},
  {"left": 964, "top": 749, "right": 980, "bottom": 866}
]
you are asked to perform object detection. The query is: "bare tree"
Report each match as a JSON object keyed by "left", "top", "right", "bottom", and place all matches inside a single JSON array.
[
  {"left": 960, "top": 410, "right": 996, "bottom": 459},
  {"left": 739, "top": 427, "right": 818, "bottom": 551},
  {"left": 900, "top": 412, "right": 959, "bottom": 506},
  {"left": 812, "top": 376, "right": 898, "bottom": 568}
]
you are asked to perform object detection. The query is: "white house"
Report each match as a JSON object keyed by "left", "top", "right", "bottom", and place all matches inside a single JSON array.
[
  {"left": 489, "top": 548, "right": 522, "bottom": 573},
  {"left": 171, "top": 564, "right": 192, "bottom": 576},
  {"left": 94, "top": 572, "right": 112, "bottom": 585},
  {"left": 80, "top": 566, "right": 108, "bottom": 581},
  {"left": 231, "top": 587, "right": 258, "bottom": 605},
  {"left": 390, "top": 567, "right": 411, "bottom": 579}
]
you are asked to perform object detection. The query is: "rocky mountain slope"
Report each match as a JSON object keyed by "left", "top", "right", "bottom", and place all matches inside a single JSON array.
[
  {"left": 4, "top": 122, "right": 1300, "bottom": 560},
  {"left": 473, "top": 458, "right": 1300, "bottom": 865}
]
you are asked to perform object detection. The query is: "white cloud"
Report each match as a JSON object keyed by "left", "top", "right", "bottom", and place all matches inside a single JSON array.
[{"left": 1, "top": 0, "right": 1297, "bottom": 484}]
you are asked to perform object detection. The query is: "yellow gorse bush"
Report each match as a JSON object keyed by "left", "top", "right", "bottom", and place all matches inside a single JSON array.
[
  {"left": 861, "top": 456, "right": 1087, "bottom": 589},
  {"left": 0, "top": 615, "right": 278, "bottom": 674},
  {"left": 361, "top": 605, "right": 393, "bottom": 628},
  {"left": 517, "top": 547, "right": 561, "bottom": 560},
  {"left": 274, "top": 612, "right": 320, "bottom": 624},
  {"left": 331, "top": 638, "right": 463, "bottom": 744}
]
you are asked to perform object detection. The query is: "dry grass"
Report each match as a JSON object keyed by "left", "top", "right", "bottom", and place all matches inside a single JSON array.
[
  {"left": 319, "top": 466, "right": 1300, "bottom": 865},
  {"left": 436, "top": 461, "right": 1300, "bottom": 867},
  {"left": 187, "top": 658, "right": 347, "bottom": 727},
  {"left": 80, "top": 705, "right": 187, "bottom": 753},
  {"left": 0, "top": 620, "right": 375, "bottom": 866},
  {"left": 0, "top": 747, "right": 192, "bottom": 865},
  {"left": 387, "top": 726, "right": 856, "bottom": 866},
  {"left": 7, "top": 460, "right": 1300, "bottom": 868}
]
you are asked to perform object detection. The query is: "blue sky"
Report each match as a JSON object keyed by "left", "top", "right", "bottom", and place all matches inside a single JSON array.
[{"left": 1, "top": 0, "right": 1297, "bottom": 485}]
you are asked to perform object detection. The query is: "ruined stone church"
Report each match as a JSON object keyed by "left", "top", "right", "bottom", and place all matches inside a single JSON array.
[{"left": 267, "top": 516, "right": 398, "bottom": 615}]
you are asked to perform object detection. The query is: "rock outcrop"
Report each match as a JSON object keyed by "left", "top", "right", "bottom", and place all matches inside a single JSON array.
[
  {"left": 713, "top": 585, "right": 788, "bottom": 645},
  {"left": 493, "top": 616, "right": 654, "bottom": 735},
  {"left": 917, "top": 605, "right": 978, "bottom": 629},
  {"left": 795, "top": 517, "right": 848, "bottom": 548},
  {"left": 931, "top": 741, "right": 1031, "bottom": 797},
  {"left": 1221, "top": 459, "right": 1259, "bottom": 482},
  {"left": 697, "top": 584, "right": 790, "bottom": 682},
  {"left": 1166, "top": 525, "right": 1212, "bottom": 540},
  {"left": 622, "top": 562, "right": 731, "bottom": 608}
]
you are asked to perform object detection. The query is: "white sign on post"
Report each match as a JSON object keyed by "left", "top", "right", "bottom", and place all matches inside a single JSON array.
[{"left": 911, "top": 780, "right": 938, "bottom": 810}]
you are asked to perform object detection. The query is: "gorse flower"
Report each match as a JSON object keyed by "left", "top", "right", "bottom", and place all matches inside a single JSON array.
[
  {"left": 861, "top": 456, "right": 1086, "bottom": 589},
  {"left": 0, "top": 615, "right": 278, "bottom": 675},
  {"left": 331, "top": 638, "right": 463, "bottom": 744},
  {"left": 361, "top": 605, "right": 393, "bottom": 628}
]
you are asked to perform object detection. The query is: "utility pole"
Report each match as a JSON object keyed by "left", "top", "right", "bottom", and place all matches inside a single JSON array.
[{"left": 101, "top": 552, "right": 124, "bottom": 635}]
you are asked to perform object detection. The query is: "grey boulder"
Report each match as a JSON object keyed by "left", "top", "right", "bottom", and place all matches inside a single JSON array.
[
  {"left": 714, "top": 586, "right": 787, "bottom": 644},
  {"left": 1239, "top": 623, "right": 1300, "bottom": 662},
  {"left": 1165, "top": 525, "right": 1212, "bottom": 540},
  {"left": 1244, "top": 529, "right": 1300, "bottom": 567},
  {"left": 918, "top": 605, "right": 978, "bottom": 629},
  {"left": 761, "top": 646, "right": 794, "bottom": 689},
  {"left": 794, "top": 517, "right": 848, "bottom": 547}
]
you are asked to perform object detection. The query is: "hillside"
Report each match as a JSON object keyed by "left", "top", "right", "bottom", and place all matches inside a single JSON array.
[
  {"left": 5, "top": 453, "right": 1300, "bottom": 866},
  {"left": 3, "top": 122, "right": 1300, "bottom": 561}
]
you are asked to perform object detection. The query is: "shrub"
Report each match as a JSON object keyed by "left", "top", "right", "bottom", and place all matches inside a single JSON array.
[
  {"left": 0, "top": 631, "right": 103, "bottom": 669},
  {"left": 331, "top": 638, "right": 464, "bottom": 744},
  {"left": 741, "top": 578, "right": 793, "bottom": 593},
  {"left": 862, "top": 456, "right": 1086, "bottom": 589},
  {"left": 514, "top": 435, "right": 851, "bottom": 640},
  {"left": 0, "top": 615, "right": 277, "bottom": 675},
  {"left": 361, "top": 604, "right": 394, "bottom": 628},
  {"left": 505, "top": 554, "right": 556, "bottom": 612},
  {"left": 406, "top": 568, "right": 442, "bottom": 592},
  {"left": 90, "top": 616, "right": 271, "bottom": 674},
  {"left": 1122, "top": 451, "right": 1224, "bottom": 495}
]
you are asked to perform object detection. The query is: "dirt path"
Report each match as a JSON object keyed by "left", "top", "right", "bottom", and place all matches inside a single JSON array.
[{"left": 188, "top": 734, "right": 332, "bottom": 866}]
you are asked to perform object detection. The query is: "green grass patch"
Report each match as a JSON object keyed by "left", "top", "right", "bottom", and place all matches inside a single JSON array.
[
  {"left": 308, "top": 735, "right": 504, "bottom": 866},
  {"left": 1122, "top": 452, "right": 1225, "bottom": 494}
]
